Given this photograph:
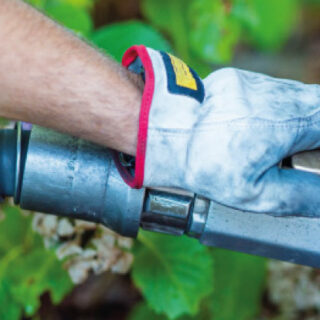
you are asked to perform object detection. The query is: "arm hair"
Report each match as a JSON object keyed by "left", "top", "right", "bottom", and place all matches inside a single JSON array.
[{"left": 0, "top": 0, "right": 142, "bottom": 155}]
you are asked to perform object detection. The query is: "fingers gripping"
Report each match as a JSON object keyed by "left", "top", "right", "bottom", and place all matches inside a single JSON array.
[
  {"left": 288, "top": 113, "right": 320, "bottom": 156},
  {"left": 262, "top": 167, "right": 320, "bottom": 217},
  {"left": 276, "top": 82, "right": 320, "bottom": 156}
]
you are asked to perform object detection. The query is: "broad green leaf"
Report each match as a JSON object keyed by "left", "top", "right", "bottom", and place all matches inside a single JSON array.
[
  {"left": 25, "top": 0, "right": 46, "bottom": 9},
  {"left": 189, "top": 0, "right": 241, "bottom": 64},
  {"left": 129, "top": 303, "right": 168, "bottom": 320},
  {"left": 141, "top": 0, "right": 229, "bottom": 74},
  {"left": 61, "top": 0, "right": 95, "bottom": 10},
  {"left": 44, "top": 3, "right": 93, "bottom": 36},
  {"left": 141, "top": 0, "right": 192, "bottom": 61},
  {"left": 0, "top": 281, "right": 22, "bottom": 320},
  {"left": 132, "top": 231, "right": 214, "bottom": 319},
  {"left": 0, "top": 205, "right": 30, "bottom": 255},
  {"left": 233, "top": 0, "right": 299, "bottom": 50},
  {"left": 210, "top": 248, "right": 266, "bottom": 320},
  {"left": 188, "top": 54, "right": 213, "bottom": 78},
  {"left": 7, "top": 249, "right": 72, "bottom": 315},
  {"left": 0, "top": 204, "right": 73, "bottom": 319},
  {"left": 131, "top": 249, "right": 267, "bottom": 320},
  {"left": 129, "top": 302, "right": 206, "bottom": 320},
  {"left": 90, "top": 21, "right": 171, "bottom": 62},
  {"left": 26, "top": 0, "right": 94, "bottom": 10}
]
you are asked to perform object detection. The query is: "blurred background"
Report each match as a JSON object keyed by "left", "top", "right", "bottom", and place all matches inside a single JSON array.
[{"left": 1, "top": 0, "right": 320, "bottom": 319}]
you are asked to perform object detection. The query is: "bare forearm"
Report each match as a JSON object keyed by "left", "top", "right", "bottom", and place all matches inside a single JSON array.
[{"left": 0, "top": 0, "right": 141, "bottom": 155}]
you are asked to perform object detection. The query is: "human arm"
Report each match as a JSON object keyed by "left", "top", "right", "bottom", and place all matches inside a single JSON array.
[
  {"left": 0, "top": 0, "right": 141, "bottom": 155},
  {"left": 1, "top": 0, "right": 320, "bottom": 216}
]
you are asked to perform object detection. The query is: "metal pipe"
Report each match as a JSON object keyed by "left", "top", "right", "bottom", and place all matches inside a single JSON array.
[{"left": 1, "top": 123, "right": 320, "bottom": 267}]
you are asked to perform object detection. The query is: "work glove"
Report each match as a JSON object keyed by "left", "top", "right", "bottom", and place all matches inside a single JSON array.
[{"left": 115, "top": 45, "right": 320, "bottom": 217}]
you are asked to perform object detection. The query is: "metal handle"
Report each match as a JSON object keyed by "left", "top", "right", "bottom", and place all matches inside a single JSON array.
[
  {"left": 195, "top": 151, "right": 320, "bottom": 268},
  {"left": 1, "top": 123, "right": 320, "bottom": 268}
]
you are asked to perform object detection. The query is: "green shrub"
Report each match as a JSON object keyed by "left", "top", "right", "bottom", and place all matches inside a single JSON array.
[{"left": 4, "top": 0, "right": 308, "bottom": 318}]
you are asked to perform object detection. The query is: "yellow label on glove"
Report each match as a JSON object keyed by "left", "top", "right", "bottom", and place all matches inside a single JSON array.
[
  {"left": 160, "top": 51, "right": 204, "bottom": 102},
  {"left": 168, "top": 54, "right": 197, "bottom": 91}
]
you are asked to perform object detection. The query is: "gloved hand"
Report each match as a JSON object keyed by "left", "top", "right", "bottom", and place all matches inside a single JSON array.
[{"left": 115, "top": 45, "right": 320, "bottom": 217}]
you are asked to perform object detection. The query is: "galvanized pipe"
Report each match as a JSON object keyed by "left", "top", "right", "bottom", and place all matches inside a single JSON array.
[{"left": 1, "top": 123, "right": 320, "bottom": 267}]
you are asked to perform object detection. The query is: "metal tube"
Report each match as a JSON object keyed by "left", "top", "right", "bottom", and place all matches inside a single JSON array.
[
  {"left": 1, "top": 124, "right": 320, "bottom": 267},
  {"left": 18, "top": 126, "right": 144, "bottom": 237},
  {"left": 200, "top": 200, "right": 320, "bottom": 268}
]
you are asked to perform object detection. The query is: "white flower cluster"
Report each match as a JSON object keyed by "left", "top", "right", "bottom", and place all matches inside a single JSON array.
[
  {"left": 32, "top": 213, "right": 134, "bottom": 284},
  {"left": 268, "top": 260, "right": 320, "bottom": 319}
]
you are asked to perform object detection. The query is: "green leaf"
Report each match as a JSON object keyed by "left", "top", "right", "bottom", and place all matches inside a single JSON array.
[
  {"left": 141, "top": 0, "right": 230, "bottom": 74},
  {"left": 210, "top": 248, "right": 266, "bottom": 320},
  {"left": 233, "top": 0, "right": 299, "bottom": 50},
  {"left": 129, "top": 303, "right": 201, "bottom": 320},
  {"left": 142, "top": 0, "right": 300, "bottom": 68},
  {"left": 141, "top": 0, "right": 192, "bottom": 61},
  {"left": 0, "top": 204, "right": 73, "bottom": 319},
  {"left": 132, "top": 231, "right": 214, "bottom": 319},
  {"left": 61, "top": 0, "right": 95, "bottom": 10},
  {"left": 129, "top": 303, "right": 168, "bottom": 320},
  {"left": 44, "top": 2, "right": 93, "bottom": 36},
  {"left": 0, "top": 205, "right": 30, "bottom": 256},
  {"left": 7, "top": 249, "right": 72, "bottom": 315},
  {"left": 25, "top": 0, "right": 95, "bottom": 10},
  {"left": 189, "top": 0, "right": 241, "bottom": 64},
  {"left": 25, "top": 0, "right": 46, "bottom": 9},
  {"left": 90, "top": 21, "right": 171, "bottom": 63},
  {"left": 0, "top": 281, "right": 22, "bottom": 320}
]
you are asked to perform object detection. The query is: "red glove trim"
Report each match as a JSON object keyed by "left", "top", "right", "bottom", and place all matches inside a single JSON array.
[{"left": 114, "top": 45, "right": 154, "bottom": 188}]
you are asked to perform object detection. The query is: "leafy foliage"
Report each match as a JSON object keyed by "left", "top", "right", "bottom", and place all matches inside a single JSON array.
[
  {"left": 130, "top": 248, "right": 266, "bottom": 320},
  {"left": 142, "top": 0, "right": 300, "bottom": 68},
  {"left": 25, "top": 0, "right": 46, "bottom": 9},
  {"left": 129, "top": 303, "right": 201, "bottom": 320},
  {"left": 59, "top": 0, "right": 95, "bottom": 10},
  {"left": 132, "top": 231, "right": 214, "bottom": 319},
  {"left": 210, "top": 249, "right": 266, "bottom": 320},
  {"left": 91, "top": 21, "right": 171, "bottom": 62},
  {"left": 26, "top": 0, "right": 95, "bottom": 10},
  {"left": 26, "top": 0, "right": 94, "bottom": 36},
  {"left": 141, "top": 0, "right": 191, "bottom": 60},
  {"left": 234, "top": 0, "right": 299, "bottom": 50},
  {"left": 45, "top": 2, "right": 93, "bottom": 36},
  {"left": 130, "top": 303, "right": 169, "bottom": 320},
  {"left": 189, "top": 0, "right": 241, "bottom": 64},
  {"left": 0, "top": 204, "right": 72, "bottom": 320}
]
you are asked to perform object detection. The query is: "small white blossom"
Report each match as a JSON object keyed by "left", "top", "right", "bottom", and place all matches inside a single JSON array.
[
  {"left": 32, "top": 212, "right": 134, "bottom": 285},
  {"left": 57, "top": 218, "right": 74, "bottom": 237},
  {"left": 268, "top": 260, "right": 320, "bottom": 319}
]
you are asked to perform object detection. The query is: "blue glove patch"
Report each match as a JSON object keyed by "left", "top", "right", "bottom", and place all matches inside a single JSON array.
[{"left": 160, "top": 51, "right": 204, "bottom": 103}]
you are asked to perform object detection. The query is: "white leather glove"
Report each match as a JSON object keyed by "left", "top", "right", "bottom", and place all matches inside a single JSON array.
[{"left": 115, "top": 45, "right": 320, "bottom": 217}]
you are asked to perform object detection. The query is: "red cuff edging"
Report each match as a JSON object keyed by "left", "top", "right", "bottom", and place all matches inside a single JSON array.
[{"left": 114, "top": 45, "right": 154, "bottom": 188}]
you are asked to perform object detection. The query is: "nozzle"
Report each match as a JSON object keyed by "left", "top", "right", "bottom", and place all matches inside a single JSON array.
[{"left": 18, "top": 125, "right": 144, "bottom": 237}]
